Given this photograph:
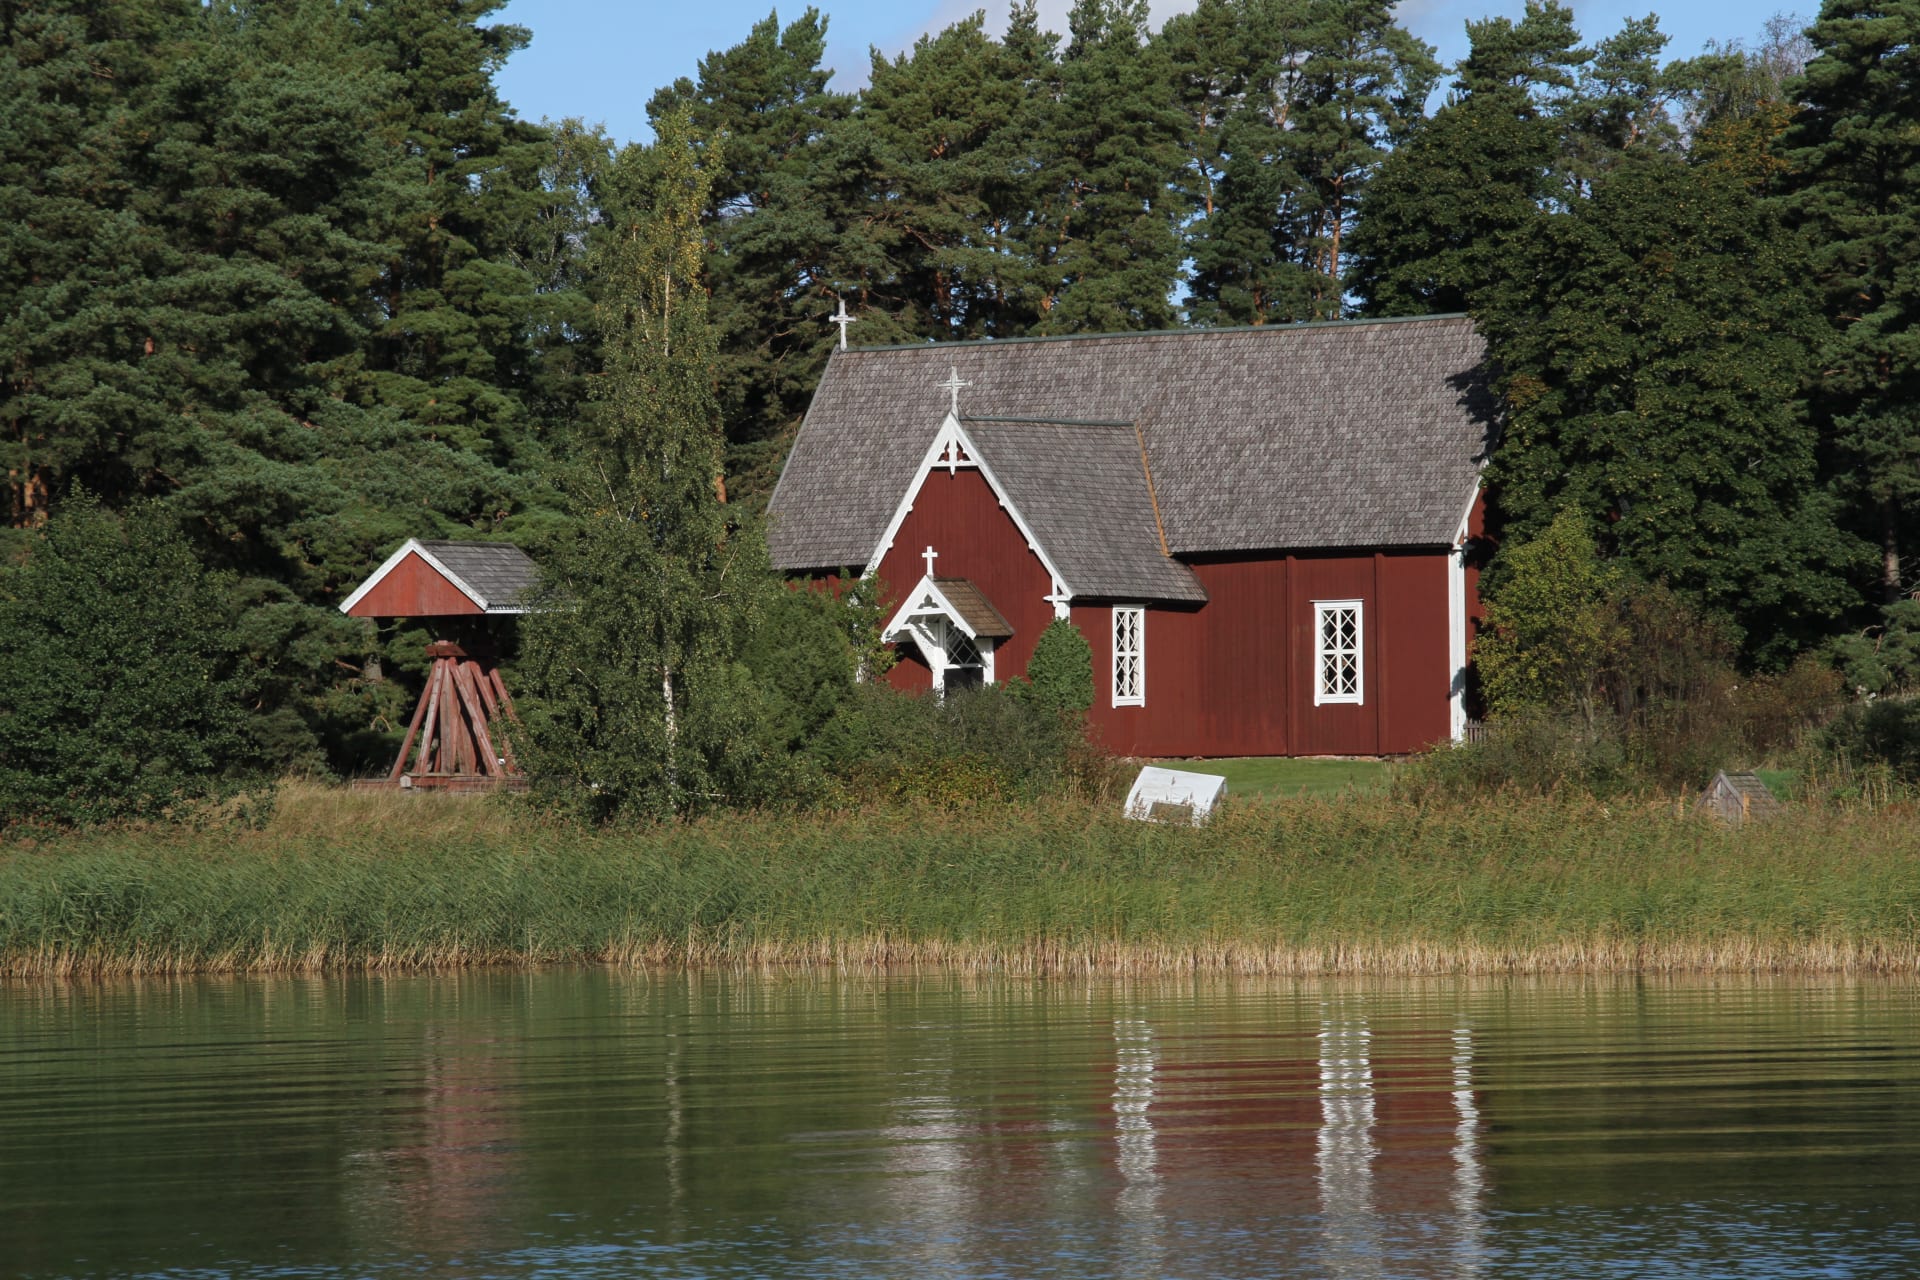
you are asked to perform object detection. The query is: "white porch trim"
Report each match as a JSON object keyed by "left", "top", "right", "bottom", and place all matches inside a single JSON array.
[{"left": 882, "top": 573, "right": 999, "bottom": 693}]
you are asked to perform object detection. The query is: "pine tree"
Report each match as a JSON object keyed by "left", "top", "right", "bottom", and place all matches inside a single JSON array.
[
  {"left": 1780, "top": 0, "right": 1920, "bottom": 604},
  {"left": 0, "top": 1, "right": 584, "bottom": 771},
  {"left": 648, "top": 9, "right": 858, "bottom": 497},
  {"left": 1347, "top": 0, "right": 1583, "bottom": 316},
  {"left": 0, "top": 0, "right": 183, "bottom": 533},
  {"left": 856, "top": 12, "right": 1051, "bottom": 340},
  {"left": 1172, "top": 0, "right": 1437, "bottom": 325},
  {"left": 1024, "top": 0, "right": 1188, "bottom": 333},
  {"left": 519, "top": 110, "right": 779, "bottom": 821},
  {"left": 351, "top": 0, "right": 571, "bottom": 474}
]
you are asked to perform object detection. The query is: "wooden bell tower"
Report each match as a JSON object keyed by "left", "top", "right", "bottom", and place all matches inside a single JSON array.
[{"left": 339, "top": 539, "right": 538, "bottom": 792}]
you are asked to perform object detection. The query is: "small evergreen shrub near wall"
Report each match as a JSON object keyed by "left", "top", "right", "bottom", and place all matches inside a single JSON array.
[{"left": 1022, "top": 619, "right": 1094, "bottom": 716}]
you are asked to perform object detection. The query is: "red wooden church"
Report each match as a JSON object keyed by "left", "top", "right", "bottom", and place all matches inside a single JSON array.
[
  {"left": 767, "top": 314, "right": 1493, "bottom": 757},
  {"left": 338, "top": 538, "right": 538, "bottom": 789}
]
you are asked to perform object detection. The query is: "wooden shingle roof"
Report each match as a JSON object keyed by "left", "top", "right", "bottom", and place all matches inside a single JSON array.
[
  {"left": 963, "top": 418, "right": 1207, "bottom": 603},
  {"left": 929, "top": 578, "right": 1014, "bottom": 639},
  {"left": 767, "top": 314, "right": 1492, "bottom": 577}
]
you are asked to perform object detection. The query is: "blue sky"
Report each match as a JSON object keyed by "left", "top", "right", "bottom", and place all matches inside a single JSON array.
[{"left": 491, "top": 0, "right": 1799, "bottom": 146}]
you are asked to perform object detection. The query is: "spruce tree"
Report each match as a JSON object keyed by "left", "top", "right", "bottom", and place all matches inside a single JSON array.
[
  {"left": 519, "top": 110, "right": 779, "bottom": 821},
  {"left": 1780, "top": 0, "right": 1920, "bottom": 604},
  {"left": 1477, "top": 111, "right": 1851, "bottom": 660}
]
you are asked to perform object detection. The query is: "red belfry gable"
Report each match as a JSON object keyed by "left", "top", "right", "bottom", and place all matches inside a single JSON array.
[
  {"left": 339, "top": 538, "right": 537, "bottom": 619},
  {"left": 342, "top": 549, "right": 485, "bottom": 618}
]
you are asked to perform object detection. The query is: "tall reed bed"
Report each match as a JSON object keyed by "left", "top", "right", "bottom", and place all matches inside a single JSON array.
[{"left": 3, "top": 784, "right": 1918, "bottom": 976}]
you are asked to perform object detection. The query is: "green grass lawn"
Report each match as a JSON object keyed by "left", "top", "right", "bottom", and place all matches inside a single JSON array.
[{"left": 1148, "top": 757, "right": 1390, "bottom": 799}]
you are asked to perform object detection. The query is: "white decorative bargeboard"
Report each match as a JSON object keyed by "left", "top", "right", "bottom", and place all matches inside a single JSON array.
[{"left": 1125, "top": 766, "right": 1228, "bottom": 826}]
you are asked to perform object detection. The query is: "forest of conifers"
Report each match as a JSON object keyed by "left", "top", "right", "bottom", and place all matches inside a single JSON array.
[{"left": 3, "top": 0, "right": 1918, "bottom": 779}]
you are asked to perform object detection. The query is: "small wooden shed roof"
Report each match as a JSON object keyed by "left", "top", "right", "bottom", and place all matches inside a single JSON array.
[
  {"left": 1697, "top": 771, "right": 1782, "bottom": 824},
  {"left": 339, "top": 539, "right": 538, "bottom": 619}
]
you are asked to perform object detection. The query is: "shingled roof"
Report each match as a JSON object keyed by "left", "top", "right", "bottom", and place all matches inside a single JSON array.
[
  {"left": 963, "top": 418, "right": 1206, "bottom": 602},
  {"left": 928, "top": 578, "right": 1015, "bottom": 639},
  {"left": 414, "top": 541, "right": 539, "bottom": 612},
  {"left": 767, "top": 315, "right": 1493, "bottom": 580}
]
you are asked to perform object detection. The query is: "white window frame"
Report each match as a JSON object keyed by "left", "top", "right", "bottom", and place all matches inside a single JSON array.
[
  {"left": 1313, "top": 600, "right": 1364, "bottom": 706},
  {"left": 1112, "top": 605, "right": 1145, "bottom": 707}
]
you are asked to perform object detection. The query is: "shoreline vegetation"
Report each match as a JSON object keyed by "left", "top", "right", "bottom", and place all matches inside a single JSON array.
[{"left": 4, "top": 783, "right": 1917, "bottom": 980}]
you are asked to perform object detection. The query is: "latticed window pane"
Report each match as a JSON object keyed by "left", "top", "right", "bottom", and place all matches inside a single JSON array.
[
  {"left": 1314, "top": 602, "right": 1362, "bottom": 704},
  {"left": 944, "top": 627, "right": 981, "bottom": 667},
  {"left": 1112, "top": 606, "right": 1144, "bottom": 705}
]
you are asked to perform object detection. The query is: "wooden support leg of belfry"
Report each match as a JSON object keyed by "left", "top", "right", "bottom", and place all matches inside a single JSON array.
[
  {"left": 409, "top": 660, "right": 446, "bottom": 776},
  {"left": 384, "top": 640, "right": 524, "bottom": 785},
  {"left": 388, "top": 663, "right": 435, "bottom": 783}
]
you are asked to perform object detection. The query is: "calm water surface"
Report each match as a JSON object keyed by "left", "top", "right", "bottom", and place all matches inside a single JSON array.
[{"left": 3, "top": 971, "right": 1918, "bottom": 1278}]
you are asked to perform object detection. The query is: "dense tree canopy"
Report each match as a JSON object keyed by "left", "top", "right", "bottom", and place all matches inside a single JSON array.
[
  {"left": 0, "top": 0, "right": 592, "bottom": 774},
  {"left": 1780, "top": 0, "right": 1920, "bottom": 607},
  {"left": 0, "top": 498, "right": 259, "bottom": 825}
]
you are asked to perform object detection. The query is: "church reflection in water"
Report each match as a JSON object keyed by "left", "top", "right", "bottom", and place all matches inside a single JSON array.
[{"left": 856, "top": 1007, "right": 1487, "bottom": 1276}]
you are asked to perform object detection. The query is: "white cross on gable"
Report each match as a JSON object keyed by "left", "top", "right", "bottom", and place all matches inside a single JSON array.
[
  {"left": 937, "top": 365, "right": 971, "bottom": 417},
  {"left": 922, "top": 545, "right": 939, "bottom": 577},
  {"left": 831, "top": 296, "right": 857, "bottom": 351}
]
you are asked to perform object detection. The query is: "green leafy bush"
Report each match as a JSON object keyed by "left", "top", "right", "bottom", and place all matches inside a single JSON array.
[
  {"left": 1455, "top": 509, "right": 1846, "bottom": 796},
  {"left": 0, "top": 500, "right": 262, "bottom": 826},
  {"left": 743, "top": 584, "right": 888, "bottom": 753},
  {"left": 805, "top": 683, "right": 1112, "bottom": 807},
  {"left": 1813, "top": 699, "right": 1920, "bottom": 785}
]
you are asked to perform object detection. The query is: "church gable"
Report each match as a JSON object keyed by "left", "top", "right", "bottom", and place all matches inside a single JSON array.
[{"left": 873, "top": 461, "right": 1056, "bottom": 692}]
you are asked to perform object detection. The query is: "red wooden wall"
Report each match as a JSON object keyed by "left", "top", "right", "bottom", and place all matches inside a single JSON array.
[
  {"left": 1072, "top": 549, "right": 1455, "bottom": 758},
  {"left": 345, "top": 552, "right": 482, "bottom": 618},
  {"left": 874, "top": 467, "right": 1057, "bottom": 694},
  {"left": 861, "top": 461, "right": 1475, "bottom": 757}
]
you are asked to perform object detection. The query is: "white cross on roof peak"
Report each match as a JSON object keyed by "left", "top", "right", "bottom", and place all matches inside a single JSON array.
[
  {"left": 831, "top": 296, "right": 857, "bottom": 351},
  {"left": 937, "top": 366, "right": 970, "bottom": 417},
  {"left": 922, "top": 545, "right": 939, "bottom": 576}
]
